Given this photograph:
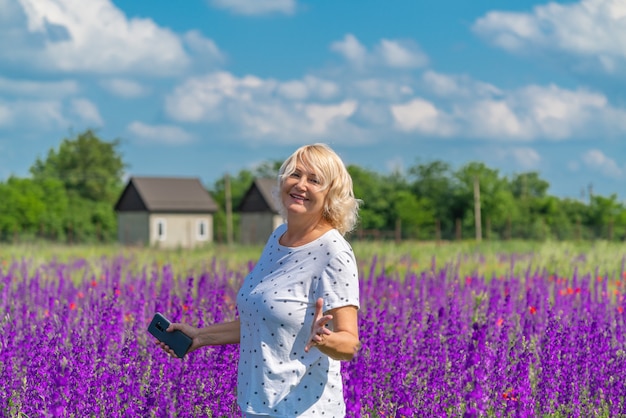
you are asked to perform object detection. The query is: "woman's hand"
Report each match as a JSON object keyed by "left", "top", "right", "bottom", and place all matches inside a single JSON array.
[
  {"left": 154, "top": 323, "right": 201, "bottom": 358},
  {"left": 304, "top": 298, "right": 333, "bottom": 353}
]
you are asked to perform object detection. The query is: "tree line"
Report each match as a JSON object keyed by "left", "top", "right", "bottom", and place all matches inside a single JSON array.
[{"left": 1, "top": 130, "right": 625, "bottom": 244}]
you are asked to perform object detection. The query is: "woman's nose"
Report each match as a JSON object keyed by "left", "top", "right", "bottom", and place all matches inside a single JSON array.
[{"left": 295, "top": 176, "right": 307, "bottom": 189}]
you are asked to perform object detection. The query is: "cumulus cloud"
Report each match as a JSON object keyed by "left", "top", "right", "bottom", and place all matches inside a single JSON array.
[
  {"left": 472, "top": 0, "right": 626, "bottom": 73},
  {"left": 0, "top": 0, "right": 221, "bottom": 76},
  {"left": 581, "top": 149, "right": 624, "bottom": 178},
  {"left": 210, "top": 0, "right": 296, "bottom": 15},
  {"left": 164, "top": 71, "right": 364, "bottom": 143},
  {"left": 305, "top": 101, "right": 357, "bottom": 134},
  {"left": 389, "top": 79, "right": 626, "bottom": 141},
  {"left": 331, "top": 34, "right": 428, "bottom": 70},
  {"left": 391, "top": 98, "right": 455, "bottom": 136},
  {"left": 127, "top": 121, "right": 195, "bottom": 145},
  {"left": 100, "top": 79, "right": 148, "bottom": 99}
]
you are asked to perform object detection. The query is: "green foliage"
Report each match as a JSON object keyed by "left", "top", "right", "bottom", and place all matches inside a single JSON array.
[
  {"left": 30, "top": 129, "right": 126, "bottom": 203},
  {"left": 1, "top": 130, "right": 625, "bottom": 244},
  {"left": 0, "top": 129, "right": 126, "bottom": 243},
  {"left": 348, "top": 165, "right": 392, "bottom": 230}
]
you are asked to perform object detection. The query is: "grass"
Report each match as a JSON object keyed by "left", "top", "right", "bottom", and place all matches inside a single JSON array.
[{"left": 1, "top": 239, "right": 625, "bottom": 280}]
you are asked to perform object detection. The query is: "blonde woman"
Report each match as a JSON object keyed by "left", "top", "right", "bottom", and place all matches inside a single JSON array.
[{"left": 157, "top": 143, "right": 362, "bottom": 417}]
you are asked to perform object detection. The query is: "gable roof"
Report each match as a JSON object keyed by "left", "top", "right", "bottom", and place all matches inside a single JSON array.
[
  {"left": 114, "top": 176, "right": 219, "bottom": 213},
  {"left": 238, "top": 178, "right": 280, "bottom": 213}
]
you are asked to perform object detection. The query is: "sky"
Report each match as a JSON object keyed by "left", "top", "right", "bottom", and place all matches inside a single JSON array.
[{"left": 0, "top": 0, "right": 625, "bottom": 200}]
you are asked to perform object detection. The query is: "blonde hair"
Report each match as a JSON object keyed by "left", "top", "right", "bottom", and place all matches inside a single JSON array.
[{"left": 276, "top": 143, "right": 361, "bottom": 236}]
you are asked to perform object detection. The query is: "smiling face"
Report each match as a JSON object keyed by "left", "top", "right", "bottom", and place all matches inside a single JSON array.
[{"left": 281, "top": 165, "right": 328, "bottom": 221}]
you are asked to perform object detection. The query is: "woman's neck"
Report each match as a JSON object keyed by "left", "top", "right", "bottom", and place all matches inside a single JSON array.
[{"left": 280, "top": 217, "right": 332, "bottom": 247}]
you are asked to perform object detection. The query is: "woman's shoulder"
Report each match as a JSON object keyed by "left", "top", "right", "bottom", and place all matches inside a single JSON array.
[{"left": 318, "top": 228, "right": 354, "bottom": 253}]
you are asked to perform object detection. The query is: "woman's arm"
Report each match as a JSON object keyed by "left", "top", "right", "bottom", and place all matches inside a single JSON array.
[
  {"left": 305, "top": 298, "right": 360, "bottom": 361},
  {"left": 157, "top": 319, "right": 241, "bottom": 358}
]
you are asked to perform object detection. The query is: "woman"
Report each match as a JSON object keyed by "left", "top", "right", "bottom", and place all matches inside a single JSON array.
[{"left": 156, "top": 143, "right": 361, "bottom": 417}]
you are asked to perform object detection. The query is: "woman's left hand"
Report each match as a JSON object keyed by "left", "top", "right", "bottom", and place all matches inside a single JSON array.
[{"left": 304, "top": 298, "right": 333, "bottom": 352}]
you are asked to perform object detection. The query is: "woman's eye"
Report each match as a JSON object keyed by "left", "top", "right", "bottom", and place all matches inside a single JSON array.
[
  {"left": 290, "top": 172, "right": 300, "bottom": 178},
  {"left": 310, "top": 178, "right": 320, "bottom": 185}
]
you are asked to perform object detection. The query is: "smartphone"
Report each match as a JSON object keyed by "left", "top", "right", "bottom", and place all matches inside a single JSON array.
[{"left": 147, "top": 313, "right": 192, "bottom": 359}]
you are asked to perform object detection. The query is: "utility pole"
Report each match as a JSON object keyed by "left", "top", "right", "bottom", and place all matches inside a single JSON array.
[
  {"left": 225, "top": 173, "right": 233, "bottom": 246},
  {"left": 473, "top": 175, "right": 482, "bottom": 242}
]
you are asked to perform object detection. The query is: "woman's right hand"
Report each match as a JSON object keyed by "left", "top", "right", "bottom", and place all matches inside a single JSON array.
[{"left": 154, "top": 323, "right": 201, "bottom": 358}]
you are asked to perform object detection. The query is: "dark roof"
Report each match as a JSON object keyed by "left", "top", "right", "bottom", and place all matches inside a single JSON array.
[
  {"left": 114, "top": 176, "right": 219, "bottom": 213},
  {"left": 238, "top": 178, "right": 280, "bottom": 213}
]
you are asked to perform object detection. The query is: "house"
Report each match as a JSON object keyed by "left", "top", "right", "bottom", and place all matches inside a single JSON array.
[
  {"left": 238, "top": 178, "right": 284, "bottom": 245},
  {"left": 114, "top": 176, "right": 219, "bottom": 248}
]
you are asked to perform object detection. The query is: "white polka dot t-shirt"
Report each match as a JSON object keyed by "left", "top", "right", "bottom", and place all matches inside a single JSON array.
[{"left": 236, "top": 223, "right": 360, "bottom": 417}]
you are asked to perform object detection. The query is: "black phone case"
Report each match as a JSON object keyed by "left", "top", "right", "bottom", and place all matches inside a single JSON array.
[{"left": 148, "top": 313, "right": 192, "bottom": 358}]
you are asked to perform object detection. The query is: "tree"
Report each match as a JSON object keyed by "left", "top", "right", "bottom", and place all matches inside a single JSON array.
[
  {"left": 392, "top": 190, "right": 435, "bottom": 239},
  {"left": 408, "top": 160, "right": 456, "bottom": 239},
  {"left": 454, "top": 162, "right": 517, "bottom": 239},
  {"left": 347, "top": 165, "right": 389, "bottom": 232},
  {"left": 30, "top": 129, "right": 126, "bottom": 203},
  {"left": 0, "top": 177, "right": 47, "bottom": 240}
]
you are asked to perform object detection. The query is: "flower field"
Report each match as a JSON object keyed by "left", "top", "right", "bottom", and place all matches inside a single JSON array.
[{"left": 1, "top": 242, "right": 626, "bottom": 417}]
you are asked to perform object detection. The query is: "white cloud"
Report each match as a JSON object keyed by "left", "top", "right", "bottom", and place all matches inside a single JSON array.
[
  {"left": 69, "top": 98, "right": 103, "bottom": 126},
  {"left": 473, "top": 0, "right": 626, "bottom": 73},
  {"left": 165, "top": 72, "right": 270, "bottom": 122},
  {"left": 515, "top": 84, "right": 607, "bottom": 139},
  {"left": 391, "top": 98, "right": 454, "bottom": 136},
  {"left": 183, "top": 30, "right": 225, "bottom": 65},
  {"left": 0, "top": 104, "right": 12, "bottom": 126},
  {"left": 100, "top": 79, "right": 147, "bottom": 99},
  {"left": 389, "top": 80, "right": 626, "bottom": 141},
  {"left": 210, "top": 0, "right": 296, "bottom": 15},
  {"left": 164, "top": 71, "right": 365, "bottom": 143},
  {"left": 0, "top": 0, "right": 223, "bottom": 76},
  {"left": 276, "top": 76, "right": 339, "bottom": 101},
  {"left": 331, "top": 34, "right": 428, "bottom": 70},
  {"left": 331, "top": 34, "right": 368, "bottom": 68},
  {"left": 305, "top": 101, "right": 357, "bottom": 134},
  {"left": 461, "top": 100, "right": 526, "bottom": 139},
  {"left": 0, "top": 77, "right": 78, "bottom": 97},
  {"left": 581, "top": 149, "right": 624, "bottom": 178},
  {"left": 376, "top": 39, "right": 428, "bottom": 69},
  {"left": 353, "top": 79, "right": 414, "bottom": 100},
  {"left": 493, "top": 147, "right": 542, "bottom": 170},
  {"left": 0, "top": 99, "right": 65, "bottom": 129},
  {"left": 127, "top": 121, "right": 195, "bottom": 145},
  {"left": 422, "top": 71, "right": 501, "bottom": 98}
]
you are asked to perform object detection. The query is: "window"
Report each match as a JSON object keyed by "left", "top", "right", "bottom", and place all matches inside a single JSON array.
[
  {"left": 155, "top": 218, "right": 166, "bottom": 241},
  {"left": 197, "top": 219, "right": 208, "bottom": 241}
]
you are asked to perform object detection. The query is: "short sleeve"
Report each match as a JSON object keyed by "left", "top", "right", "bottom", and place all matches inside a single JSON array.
[{"left": 315, "top": 250, "right": 360, "bottom": 312}]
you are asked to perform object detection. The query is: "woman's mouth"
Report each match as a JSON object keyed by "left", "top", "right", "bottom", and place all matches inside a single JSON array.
[{"left": 290, "top": 193, "right": 307, "bottom": 202}]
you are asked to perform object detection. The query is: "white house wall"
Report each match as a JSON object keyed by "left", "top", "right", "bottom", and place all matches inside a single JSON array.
[{"left": 149, "top": 213, "right": 213, "bottom": 249}]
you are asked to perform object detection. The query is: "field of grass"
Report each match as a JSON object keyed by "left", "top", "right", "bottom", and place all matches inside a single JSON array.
[{"left": 2, "top": 238, "right": 624, "bottom": 279}]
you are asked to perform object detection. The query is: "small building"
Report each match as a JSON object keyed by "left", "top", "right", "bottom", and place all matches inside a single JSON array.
[
  {"left": 238, "top": 178, "right": 284, "bottom": 245},
  {"left": 114, "top": 176, "right": 219, "bottom": 248}
]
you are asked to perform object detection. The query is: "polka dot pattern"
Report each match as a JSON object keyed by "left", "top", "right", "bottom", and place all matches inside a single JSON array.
[{"left": 236, "top": 224, "right": 359, "bottom": 416}]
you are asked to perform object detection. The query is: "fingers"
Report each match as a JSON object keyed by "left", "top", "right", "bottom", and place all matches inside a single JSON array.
[
  {"left": 314, "top": 298, "right": 324, "bottom": 318},
  {"left": 154, "top": 340, "right": 178, "bottom": 358}
]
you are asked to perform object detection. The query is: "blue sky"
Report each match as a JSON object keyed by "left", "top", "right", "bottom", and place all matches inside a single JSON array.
[{"left": 1, "top": 0, "right": 625, "bottom": 199}]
